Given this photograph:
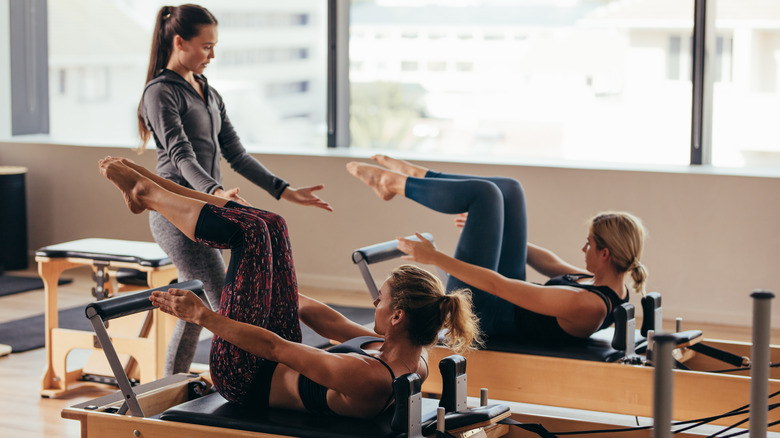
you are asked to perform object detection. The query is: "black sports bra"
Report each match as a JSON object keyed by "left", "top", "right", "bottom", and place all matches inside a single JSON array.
[
  {"left": 297, "top": 336, "right": 396, "bottom": 416},
  {"left": 544, "top": 274, "right": 629, "bottom": 330}
]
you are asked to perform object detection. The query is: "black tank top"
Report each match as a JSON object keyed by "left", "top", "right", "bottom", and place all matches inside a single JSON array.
[
  {"left": 297, "top": 336, "right": 395, "bottom": 416},
  {"left": 544, "top": 274, "right": 629, "bottom": 330}
]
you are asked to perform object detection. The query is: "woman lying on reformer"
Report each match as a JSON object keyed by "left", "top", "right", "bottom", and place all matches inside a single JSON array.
[
  {"left": 98, "top": 156, "right": 480, "bottom": 419},
  {"left": 347, "top": 155, "right": 648, "bottom": 344}
]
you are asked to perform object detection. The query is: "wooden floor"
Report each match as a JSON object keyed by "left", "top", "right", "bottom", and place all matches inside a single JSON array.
[{"left": 0, "top": 265, "right": 777, "bottom": 438}]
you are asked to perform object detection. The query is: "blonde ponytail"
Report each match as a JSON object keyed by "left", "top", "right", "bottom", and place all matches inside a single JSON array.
[
  {"left": 630, "top": 261, "right": 648, "bottom": 296},
  {"left": 439, "top": 289, "right": 483, "bottom": 355},
  {"left": 386, "top": 265, "right": 482, "bottom": 354}
]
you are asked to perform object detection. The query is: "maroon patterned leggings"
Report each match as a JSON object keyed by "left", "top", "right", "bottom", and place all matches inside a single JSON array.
[{"left": 193, "top": 202, "right": 301, "bottom": 404}]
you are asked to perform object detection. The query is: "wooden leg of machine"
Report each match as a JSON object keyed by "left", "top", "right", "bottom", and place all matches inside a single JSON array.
[{"left": 39, "top": 258, "right": 82, "bottom": 397}]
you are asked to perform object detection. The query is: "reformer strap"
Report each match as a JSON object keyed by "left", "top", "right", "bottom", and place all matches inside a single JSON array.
[
  {"left": 689, "top": 343, "right": 749, "bottom": 368},
  {"left": 497, "top": 418, "right": 558, "bottom": 437}
]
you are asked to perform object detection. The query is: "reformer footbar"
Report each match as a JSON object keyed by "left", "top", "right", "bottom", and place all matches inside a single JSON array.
[
  {"left": 72, "top": 281, "right": 516, "bottom": 438},
  {"left": 353, "top": 233, "right": 438, "bottom": 301},
  {"left": 84, "top": 280, "right": 206, "bottom": 417}
]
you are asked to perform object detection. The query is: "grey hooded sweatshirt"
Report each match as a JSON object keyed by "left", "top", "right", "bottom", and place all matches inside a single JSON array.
[{"left": 141, "top": 69, "right": 289, "bottom": 198}]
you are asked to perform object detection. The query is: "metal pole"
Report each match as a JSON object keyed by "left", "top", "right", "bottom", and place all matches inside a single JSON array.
[
  {"left": 652, "top": 334, "right": 676, "bottom": 438},
  {"left": 750, "top": 290, "right": 774, "bottom": 438}
]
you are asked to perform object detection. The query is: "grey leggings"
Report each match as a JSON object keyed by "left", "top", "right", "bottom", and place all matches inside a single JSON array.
[{"left": 150, "top": 210, "right": 226, "bottom": 375}]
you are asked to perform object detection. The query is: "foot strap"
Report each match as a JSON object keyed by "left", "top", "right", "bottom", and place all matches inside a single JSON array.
[{"left": 689, "top": 343, "right": 749, "bottom": 367}]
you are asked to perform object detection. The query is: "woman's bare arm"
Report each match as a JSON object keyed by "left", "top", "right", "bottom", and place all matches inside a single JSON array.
[
  {"left": 298, "top": 295, "right": 377, "bottom": 343},
  {"left": 398, "top": 234, "right": 605, "bottom": 329},
  {"left": 526, "top": 243, "right": 590, "bottom": 278}
]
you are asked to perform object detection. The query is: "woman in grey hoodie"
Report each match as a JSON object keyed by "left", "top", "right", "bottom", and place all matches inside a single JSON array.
[{"left": 137, "top": 4, "right": 332, "bottom": 375}]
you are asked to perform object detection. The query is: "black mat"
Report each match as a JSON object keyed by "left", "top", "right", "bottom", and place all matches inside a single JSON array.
[
  {"left": 0, "top": 305, "right": 91, "bottom": 353},
  {"left": 0, "top": 275, "right": 73, "bottom": 298},
  {"left": 193, "top": 304, "right": 376, "bottom": 364}
]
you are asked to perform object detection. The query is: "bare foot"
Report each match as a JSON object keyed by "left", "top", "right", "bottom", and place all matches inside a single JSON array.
[
  {"left": 370, "top": 155, "right": 429, "bottom": 178},
  {"left": 99, "top": 158, "right": 151, "bottom": 214},
  {"left": 346, "top": 161, "right": 405, "bottom": 201}
]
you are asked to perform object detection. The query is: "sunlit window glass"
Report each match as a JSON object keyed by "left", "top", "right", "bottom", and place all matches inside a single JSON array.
[
  {"left": 47, "top": 0, "right": 327, "bottom": 149},
  {"left": 349, "top": 0, "right": 693, "bottom": 166},
  {"left": 711, "top": 1, "right": 780, "bottom": 168}
]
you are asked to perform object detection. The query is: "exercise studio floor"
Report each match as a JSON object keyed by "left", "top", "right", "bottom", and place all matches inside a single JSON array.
[{"left": 0, "top": 266, "right": 776, "bottom": 438}]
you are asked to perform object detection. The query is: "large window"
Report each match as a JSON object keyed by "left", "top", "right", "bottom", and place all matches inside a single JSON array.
[
  {"left": 349, "top": 0, "right": 694, "bottom": 166},
  {"left": 711, "top": 1, "right": 780, "bottom": 168},
  {"left": 45, "top": 0, "right": 327, "bottom": 149},
  {"left": 6, "top": 0, "right": 780, "bottom": 170}
]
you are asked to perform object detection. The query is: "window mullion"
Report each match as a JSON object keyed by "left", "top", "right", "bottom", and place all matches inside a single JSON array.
[
  {"left": 691, "top": 0, "right": 714, "bottom": 165},
  {"left": 9, "top": 0, "right": 49, "bottom": 136},
  {"left": 327, "top": 0, "right": 350, "bottom": 148}
]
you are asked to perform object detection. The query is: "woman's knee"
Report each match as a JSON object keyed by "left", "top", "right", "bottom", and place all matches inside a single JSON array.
[
  {"left": 468, "top": 179, "right": 504, "bottom": 202},
  {"left": 491, "top": 177, "right": 525, "bottom": 204},
  {"left": 491, "top": 177, "right": 523, "bottom": 194}
]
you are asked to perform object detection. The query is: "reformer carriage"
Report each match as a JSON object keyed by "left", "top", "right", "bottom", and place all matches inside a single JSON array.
[
  {"left": 61, "top": 281, "right": 513, "bottom": 438},
  {"left": 352, "top": 234, "right": 780, "bottom": 433}
]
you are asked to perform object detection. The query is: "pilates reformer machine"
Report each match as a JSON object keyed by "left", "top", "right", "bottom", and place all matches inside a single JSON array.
[
  {"left": 34, "top": 238, "right": 179, "bottom": 397},
  {"left": 352, "top": 235, "right": 780, "bottom": 434},
  {"left": 62, "top": 280, "right": 517, "bottom": 438}
]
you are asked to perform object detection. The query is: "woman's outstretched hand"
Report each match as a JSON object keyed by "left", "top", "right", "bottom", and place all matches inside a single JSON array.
[
  {"left": 397, "top": 232, "right": 439, "bottom": 265},
  {"left": 281, "top": 185, "right": 334, "bottom": 212},
  {"left": 150, "top": 288, "right": 209, "bottom": 325},
  {"left": 214, "top": 187, "right": 251, "bottom": 206}
]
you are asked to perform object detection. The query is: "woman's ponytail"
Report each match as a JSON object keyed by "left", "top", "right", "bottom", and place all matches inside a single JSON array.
[
  {"left": 630, "top": 261, "right": 648, "bottom": 296},
  {"left": 386, "top": 265, "right": 482, "bottom": 355},
  {"left": 439, "top": 290, "right": 483, "bottom": 355},
  {"left": 590, "top": 211, "right": 648, "bottom": 295}
]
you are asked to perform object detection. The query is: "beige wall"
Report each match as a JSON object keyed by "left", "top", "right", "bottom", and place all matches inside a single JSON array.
[{"left": 2, "top": 142, "right": 778, "bottom": 328}]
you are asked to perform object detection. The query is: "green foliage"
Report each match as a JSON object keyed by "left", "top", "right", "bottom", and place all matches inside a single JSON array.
[{"left": 350, "top": 82, "right": 426, "bottom": 149}]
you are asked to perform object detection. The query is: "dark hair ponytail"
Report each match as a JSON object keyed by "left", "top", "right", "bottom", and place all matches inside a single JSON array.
[{"left": 137, "top": 4, "right": 218, "bottom": 151}]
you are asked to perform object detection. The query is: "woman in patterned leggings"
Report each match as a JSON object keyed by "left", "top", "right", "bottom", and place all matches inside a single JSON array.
[{"left": 98, "top": 157, "right": 481, "bottom": 418}]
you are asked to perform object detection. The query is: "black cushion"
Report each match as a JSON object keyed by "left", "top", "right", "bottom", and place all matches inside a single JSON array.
[
  {"left": 483, "top": 328, "right": 646, "bottom": 362},
  {"left": 85, "top": 280, "right": 204, "bottom": 321},
  {"left": 160, "top": 392, "right": 442, "bottom": 438},
  {"left": 36, "top": 238, "right": 171, "bottom": 267},
  {"left": 352, "top": 233, "right": 434, "bottom": 265}
]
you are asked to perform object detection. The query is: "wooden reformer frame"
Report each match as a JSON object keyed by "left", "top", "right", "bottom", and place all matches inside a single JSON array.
[
  {"left": 353, "top": 235, "right": 780, "bottom": 432},
  {"left": 63, "top": 280, "right": 514, "bottom": 438},
  {"left": 35, "top": 238, "right": 179, "bottom": 398}
]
